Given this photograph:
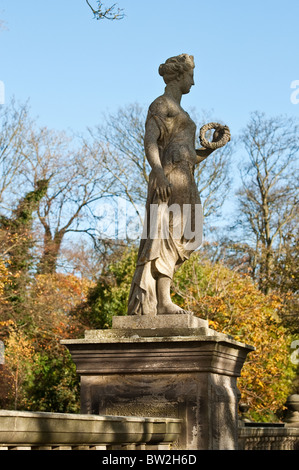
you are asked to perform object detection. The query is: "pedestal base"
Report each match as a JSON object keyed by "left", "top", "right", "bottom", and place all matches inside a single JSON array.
[{"left": 62, "top": 315, "right": 254, "bottom": 450}]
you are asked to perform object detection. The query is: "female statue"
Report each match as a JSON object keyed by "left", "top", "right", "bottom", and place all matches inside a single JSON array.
[{"left": 127, "top": 54, "right": 230, "bottom": 316}]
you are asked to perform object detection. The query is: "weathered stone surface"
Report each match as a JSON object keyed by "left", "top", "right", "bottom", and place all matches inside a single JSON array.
[
  {"left": 83, "top": 314, "right": 210, "bottom": 339},
  {"left": 239, "top": 426, "right": 299, "bottom": 450},
  {"left": 0, "top": 410, "right": 181, "bottom": 446},
  {"left": 113, "top": 313, "right": 208, "bottom": 330},
  {"left": 63, "top": 322, "right": 252, "bottom": 376},
  {"left": 63, "top": 320, "right": 254, "bottom": 450},
  {"left": 284, "top": 394, "right": 299, "bottom": 427}
]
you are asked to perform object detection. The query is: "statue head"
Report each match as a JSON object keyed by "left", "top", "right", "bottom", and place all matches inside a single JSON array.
[{"left": 158, "top": 54, "right": 195, "bottom": 84}]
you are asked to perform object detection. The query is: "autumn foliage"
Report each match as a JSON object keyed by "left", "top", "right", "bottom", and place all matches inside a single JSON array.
[
  {"left": 172, "top": 254, "right": 296, "bottom": 421},
  {"left": 26, "top": 273, "right": 94, "bottom": 346},
  {"left": 0, "top": 272, "right": 94, "bottom": 411}
]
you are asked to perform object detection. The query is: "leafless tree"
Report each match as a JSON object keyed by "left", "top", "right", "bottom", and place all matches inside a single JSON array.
[
  {"left": 18, "top": 126, "right": 116, "bottom": 274},
  {"left": 0, "top": 99, "right": 32, "bottom": 210},
  {"left": 89, "top": 103, "right": 149, "bottom": 236},
  {"left": 235, "top": 111, "right": 299, "bottom": 293}
]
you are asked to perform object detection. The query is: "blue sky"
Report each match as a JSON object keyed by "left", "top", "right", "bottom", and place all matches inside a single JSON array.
[{"left": 1, "top": 0, "right": 298, "bottom": 137}]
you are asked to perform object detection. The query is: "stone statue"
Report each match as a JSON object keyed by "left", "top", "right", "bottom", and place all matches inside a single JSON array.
[{"left": 127, "top": 53, "right": 230, "bottom": 316}]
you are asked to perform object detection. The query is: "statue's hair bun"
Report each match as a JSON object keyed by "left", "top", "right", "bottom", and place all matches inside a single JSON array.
[{"left": 158, "top": 54, "right": 194, "bottom": 83}]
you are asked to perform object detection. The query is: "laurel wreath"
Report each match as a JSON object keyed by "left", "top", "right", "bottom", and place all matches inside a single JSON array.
[{"left": 199, "top": 122, "right": 231, "bottom": 150}]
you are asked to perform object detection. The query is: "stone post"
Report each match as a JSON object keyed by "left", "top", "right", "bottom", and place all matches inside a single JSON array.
[
  {"left": 284, "top": 394, "right": 299, "bottom": 427},
  {"left": 62, "top": 315, "right": 254, "bottom": 450}
]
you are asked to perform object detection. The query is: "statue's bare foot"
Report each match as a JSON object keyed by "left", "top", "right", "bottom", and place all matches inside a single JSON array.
[{"left": 157, "top": 302, "right": 191, "bottom": 315}]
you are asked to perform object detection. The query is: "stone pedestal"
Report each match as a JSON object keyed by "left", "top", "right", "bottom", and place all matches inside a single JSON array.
[{"left": 62, "top": 315, "right": 254, "bottom": 450}]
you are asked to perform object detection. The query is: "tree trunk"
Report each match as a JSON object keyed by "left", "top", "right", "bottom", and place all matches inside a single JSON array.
[{"left": 38, "top": 230, "right": 64, "bottom": 275}]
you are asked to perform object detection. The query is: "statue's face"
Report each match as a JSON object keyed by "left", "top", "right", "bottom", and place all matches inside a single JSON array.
[{"left": 179, "top": 70, "right": 195, "bottom": 95}]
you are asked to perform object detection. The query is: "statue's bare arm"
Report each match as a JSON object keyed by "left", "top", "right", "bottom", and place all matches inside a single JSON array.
[{"left": 195, "top": 147, "right": 214, "bottom": 163}]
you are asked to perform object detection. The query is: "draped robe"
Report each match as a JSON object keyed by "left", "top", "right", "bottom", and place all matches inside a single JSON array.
[{"left": 127, "top": 95, "right": 203, "bottom": 316}]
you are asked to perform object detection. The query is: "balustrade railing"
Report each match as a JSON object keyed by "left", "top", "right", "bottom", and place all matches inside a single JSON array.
[
  {"left": 238, "top": 425, "right": 299, "bottom": 450},
  {"left": 0, "top": 410, "right": 181, "bottom": 450},
  {"left": 1, "top": 410, "right": 298, "bottom": 450}
]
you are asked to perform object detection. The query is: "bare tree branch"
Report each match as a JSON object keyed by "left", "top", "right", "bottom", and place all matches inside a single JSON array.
[{"left": 85, "top": 0, "right": 124, "bottom": 21}]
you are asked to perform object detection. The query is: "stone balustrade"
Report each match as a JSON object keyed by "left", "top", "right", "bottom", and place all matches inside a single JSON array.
[
  {"left": 239, "top": 425, "right": 299, "bottom": 450},
  {"left": 0, "top": 410, "right": 299, "bottom": 450},
  {"left": 0, "top": 410, "right": 181, "bottom": 450}
]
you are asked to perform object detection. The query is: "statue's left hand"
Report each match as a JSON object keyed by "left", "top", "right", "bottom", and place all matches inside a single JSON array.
[{"left": 153, "top": 168, "right": 172, "bottom": 202}]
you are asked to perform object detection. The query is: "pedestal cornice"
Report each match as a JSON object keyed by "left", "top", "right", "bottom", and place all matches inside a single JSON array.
[{"left": 62, "top": 315, "right": 254, "bottom": 377}]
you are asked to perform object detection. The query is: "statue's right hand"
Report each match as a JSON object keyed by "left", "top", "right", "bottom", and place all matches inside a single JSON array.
[{"left": 153, "top": 168, "right": 172, "bottom": 202}]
